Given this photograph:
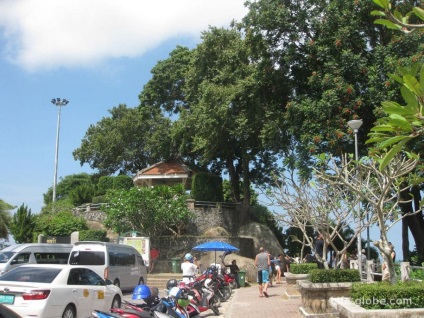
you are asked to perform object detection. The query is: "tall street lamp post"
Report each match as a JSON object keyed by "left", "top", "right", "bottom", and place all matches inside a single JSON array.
[
  {"left": 348, "top": 119, "right": 363, "bottom": 277},
  {"left": 51, "top": 98, "right": 69, "bottom": 203}
]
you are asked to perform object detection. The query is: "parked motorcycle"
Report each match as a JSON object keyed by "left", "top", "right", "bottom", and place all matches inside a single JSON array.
[
  {"left": 196, "top": 266, "right": 232, "bottom": 302},
  {"left": 178, "top": 280, "right": 220, "bottom": 315},
  {"left": 92, "top": 310, "right": 123, "bottom": 318}
]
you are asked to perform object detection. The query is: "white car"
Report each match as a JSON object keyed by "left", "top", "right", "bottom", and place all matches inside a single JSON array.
[{"left": 0, "top": 264, "right": 122, "bottom": 318}]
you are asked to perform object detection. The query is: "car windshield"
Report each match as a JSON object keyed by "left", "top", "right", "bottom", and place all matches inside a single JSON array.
[
  {"left": 0, "top": 252, "right": 15, "bottom": 263},
  {"left": 0, "top": 267, "right": 61, "bottom": 283}
]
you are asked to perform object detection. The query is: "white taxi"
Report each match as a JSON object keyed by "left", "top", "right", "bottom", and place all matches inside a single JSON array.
[{"left": 0, "top": 264, "right": 122, "bottom": 318}]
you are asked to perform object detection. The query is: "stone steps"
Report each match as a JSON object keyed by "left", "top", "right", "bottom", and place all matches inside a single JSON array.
[{"left": 146, "top": 272, "right": 182, "bottom": 290}]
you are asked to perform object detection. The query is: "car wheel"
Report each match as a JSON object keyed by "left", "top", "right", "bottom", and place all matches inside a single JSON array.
[
  {"left": 111, "top": 295, "right": 121, "bottom": 308},
  {"left": 62, "top": 305, "right": 76, "bottom": 318},
  {"left": 113, "top": 279, "right": 120, "bottom": 288}
]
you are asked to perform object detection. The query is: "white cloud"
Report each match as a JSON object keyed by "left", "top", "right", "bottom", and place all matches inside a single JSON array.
[{"left": 0, "top": 0, "right": 247, "bottom": 71}]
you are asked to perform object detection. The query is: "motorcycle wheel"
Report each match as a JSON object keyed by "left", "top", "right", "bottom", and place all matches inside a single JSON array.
[
  {"left": 218, "top": 285, "right": 232, "bottom": 302},
  {"left": 229, "top": 280, "right": 238, "bottom": 290},
  {"left": 209, "top": 295, "right": 220, "bottom": 316}
]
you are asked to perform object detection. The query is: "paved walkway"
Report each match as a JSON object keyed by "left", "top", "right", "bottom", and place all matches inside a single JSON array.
[
  {"left": 204, "top": 281, "right": 303, "bottom": 318},
  {"left": 124, "top": 279, "right": 303, "bottom": 318}
]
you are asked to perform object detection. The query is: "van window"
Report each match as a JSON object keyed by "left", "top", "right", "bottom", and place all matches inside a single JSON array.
[
  {"left": 35, "top": 253, "right": 69, "bottom": 264},
  {"left": 110, "top": 252, "right": 135, "bottom": 266},
  {"left": 136, "top": 255, "right": 145, "bottom": 266},
  {"left": 11, "top": 253, "right": 30, "bottom": 265},
  {"left": 0, "top": 252, "right": 14, "bottom": 263},
  {"left": 69, "top": 251, "right": 105, "bottom": 265}
]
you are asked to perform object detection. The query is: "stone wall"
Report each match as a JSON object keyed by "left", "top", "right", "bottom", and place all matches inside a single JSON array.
[
  {"left": 72, "top": 200, "right": 241, "bottom": 237},
  {"left": 150, "top": 236, "right": 255, "bottom": 273},
  {"left": 72, "top": 200, "right": 256, "bottom": 272},
  {"left": 185, "top": 200, "right": 240, "bottom": 235}
]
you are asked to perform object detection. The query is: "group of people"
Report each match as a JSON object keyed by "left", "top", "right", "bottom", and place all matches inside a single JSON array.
[
  {"left": 179, "top": 251, "right": 242, "bottom": 283},
  {"left": 154, "top": 236, "right": 397, "bottom": 295},
  {"left": 178, "top": 246, "right": 289, "bottom": 298}
]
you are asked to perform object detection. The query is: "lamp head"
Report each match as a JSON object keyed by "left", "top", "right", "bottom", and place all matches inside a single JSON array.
[
  {"left": 51, "top": 98, "right": 69, "bottom": 106},
  {"left": 348, "top": 119, "right": 363, "bottom": 132}
]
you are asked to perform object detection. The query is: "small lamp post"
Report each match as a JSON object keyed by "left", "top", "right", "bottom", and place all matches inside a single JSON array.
[
  {"left": 51, "top": 98, "right": 69, "bottom": 203},
  {"left": 348, "top": 119, "right": 363, "bottom": 277}
]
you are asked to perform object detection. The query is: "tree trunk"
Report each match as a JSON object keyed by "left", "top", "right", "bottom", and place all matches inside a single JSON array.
[
  {"left": 402, "top": 218, "right": 409, "bottom": 261},
  {"left": 399, "top": 186, "right": 424, "bottom": 260},
  {"left": 226, "top": 157, "right": 241, "bottom": 203},
  {"left": 239, "top": 147, "right": 251, "bottom": 225}
]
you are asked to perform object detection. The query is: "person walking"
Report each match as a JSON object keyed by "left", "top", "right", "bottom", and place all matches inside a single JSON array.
[
  {"left": 254, "top": 247, "right": 270, "bottom": 298},
  {"left": 340, "top": 252, "right": 349, "bottom": 269},
  {"left": 274, "top": 255, "right": 283, "bottom": 284},
  {"left": 267, "top": 250, "right": 275, "bottom": 286},
  {"left": 315, "top": 233, "right": 325, "bottom": 269}
]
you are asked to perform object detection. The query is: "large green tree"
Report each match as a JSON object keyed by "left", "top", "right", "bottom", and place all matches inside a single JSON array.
[
  {"left": 43, "top": 173, "right": 95, "bottom": 205},
  {"left": 9, "top": 204, "right": 34, "bottom": 243},
  {"left": 240, "top": 0, "right": 423, "bottom": 173},
  {"left": 141, "top": 28, "right": 286, "bottom": 224},
  {"left": 0, "top": 199, "right": 13, "bottom": 239},
  {"left": 73, "top": 104, "right": 172, "bottom": 175},
  {"left": 240, "top": 0, "right": 424, "bottom": 260}
]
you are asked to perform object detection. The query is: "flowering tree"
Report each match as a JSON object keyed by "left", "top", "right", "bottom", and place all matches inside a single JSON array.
[
  {"left": 265, "top": 167, "right": 366, "bottom": 270},
  {"left": 317, "top": 154, "right": 419, "bottom": 283}
]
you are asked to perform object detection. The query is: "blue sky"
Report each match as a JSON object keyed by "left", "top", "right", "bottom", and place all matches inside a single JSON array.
[{"left": 0, "top": 0, "right": 247, "bottom": 213}]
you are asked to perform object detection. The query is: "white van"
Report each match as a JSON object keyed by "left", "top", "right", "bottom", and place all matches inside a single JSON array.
[
  {"left": 68, "top": 241, "right": 147, "bottom": 291},
  {"left": 0, "top": 243, "right": 73, "bottom": 275}
]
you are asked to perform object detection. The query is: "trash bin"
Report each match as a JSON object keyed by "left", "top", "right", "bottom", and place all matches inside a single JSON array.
[
  {"left": 237, "top": 270, "right": 246, "bottom": 287},
  {"left": 171, "top": 257, "right": 181, "bottom": 273}
]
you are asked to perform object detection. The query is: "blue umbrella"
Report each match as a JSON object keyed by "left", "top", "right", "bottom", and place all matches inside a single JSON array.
[{"left": 192, "top": 241, "right": 239, "bottom": 264}]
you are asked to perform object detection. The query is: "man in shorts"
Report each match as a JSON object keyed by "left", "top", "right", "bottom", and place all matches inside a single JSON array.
[{"left": 254, "top": 247, "right": 270, "bottom": 297}]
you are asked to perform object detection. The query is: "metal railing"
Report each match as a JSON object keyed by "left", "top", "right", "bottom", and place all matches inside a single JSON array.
[
  {"left": 72, "top": 200, "right": 239, "bottom": 214},
  {"left": 193, "top": 201, "right": 238, "bottom": 209},
  {"left": 72, "top": 203, "right": 105, "bottom": 213},
  {"left": 361, "top": 260, "right": 424, "bottom": 282},
  {"left": 401, "top": 262, "right": 424, "bottom": 282}
]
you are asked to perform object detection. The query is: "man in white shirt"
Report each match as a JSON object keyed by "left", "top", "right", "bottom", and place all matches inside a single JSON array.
[{"left": 181, "top": 253, "right": 198, "bottom": 283}]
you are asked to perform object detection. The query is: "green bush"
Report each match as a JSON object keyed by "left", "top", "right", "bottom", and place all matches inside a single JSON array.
[
  {"left": 191, "top": 172, "right": 223, "bottom": 202},
  {"left": 79, "top": 230, "right": 109, "bottom": 242},
  {"left": 350, "top": 281, "right": 424, "bottom": 309},
  {"left": 114, "top": 175, "right": 133, "bottom": 190},
  {"left": 92, "top": 195, "right": 106, "bottom": 204},
  {"left": 97, "top": 176, "right": 114, "bottom": 195},
  {"left": 309, "top": 269, "right": 360, "bottom": 283},
  {"left": 290, "top": 263, "right": 318, "bottom": 274}
]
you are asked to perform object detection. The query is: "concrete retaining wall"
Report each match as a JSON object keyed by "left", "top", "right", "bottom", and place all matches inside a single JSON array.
[{"left": 330, "top": 297, "right": 424, "bottom": 318}]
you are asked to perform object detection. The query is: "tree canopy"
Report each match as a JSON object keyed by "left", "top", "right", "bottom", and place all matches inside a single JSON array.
[
  {"left": 0, "top": 199, "right": 13, "bottom": 239},
  {"left": 9, "top": 204, "right": 34, "bottom": 243},
  {"left": 73, "top": 104, "right": 172, "bottom": 175}
]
